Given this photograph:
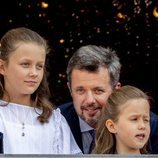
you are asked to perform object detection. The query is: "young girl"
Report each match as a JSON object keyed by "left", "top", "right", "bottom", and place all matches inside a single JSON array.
[
  {"left": 93, "top": 85, "right": 150, "bottom": 154},
  {"left": 0, "top": 27, "right": 81, "bottom": 154}
]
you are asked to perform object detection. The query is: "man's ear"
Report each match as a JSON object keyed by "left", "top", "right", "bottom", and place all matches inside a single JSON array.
[
  {"left": 105, "top": 119, "right": 117, "bottom": 134},
  {"left": 115, "top": 82, "right": 121, "bottom": 89},
  {"left": 0, "top": 59, "right": 5, "bottom": 75}
]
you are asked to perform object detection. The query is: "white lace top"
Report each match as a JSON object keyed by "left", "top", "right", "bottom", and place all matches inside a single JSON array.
[{"left": 0, "top": 100, "right": 82, "bottom": 154}]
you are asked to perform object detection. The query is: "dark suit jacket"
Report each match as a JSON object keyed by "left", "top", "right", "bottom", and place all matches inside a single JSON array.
[
  {"left": 59, "top": 102, "right": 158, "bottom": 154},
  {"left": 0, "top": 132, "right": 3, "bottom": 153},
  {"left": 150, "top": 111, "right": 158, "bottom": 154},
  {"left": 59, "top": 102, "right": 83, "bottom": 153}
]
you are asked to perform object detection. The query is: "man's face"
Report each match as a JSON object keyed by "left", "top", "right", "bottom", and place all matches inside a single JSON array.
[{"left": 68, "top": 67, "right": 113, "bottom": 128}]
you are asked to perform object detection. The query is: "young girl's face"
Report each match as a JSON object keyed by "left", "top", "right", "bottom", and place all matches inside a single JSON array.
[
  {"left": 0, "top": 42, "right": 46, "bottom": 99},
  {"left": 113, "top": 98, "right": 150, "bottom": 154}
]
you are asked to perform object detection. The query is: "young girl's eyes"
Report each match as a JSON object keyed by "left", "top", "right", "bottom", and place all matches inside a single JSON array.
[
  {"left": 144, "top": 118, "right": 149, "bottom": 123},
  {"left": 131, "top": 117, "right": 138, "bottom": 121},
  {"left": 130, "top": 117, "right": 149, "bottom": 123}
]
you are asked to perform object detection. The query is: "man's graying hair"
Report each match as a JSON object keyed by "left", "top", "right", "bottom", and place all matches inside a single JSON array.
[{"left": 66, "top": 45, "right": 121, "bottom": 88}]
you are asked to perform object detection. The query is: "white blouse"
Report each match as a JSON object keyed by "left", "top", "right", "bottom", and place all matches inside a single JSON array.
[{"left": 0, "top": 100, "right": 81, "bottom": 154}]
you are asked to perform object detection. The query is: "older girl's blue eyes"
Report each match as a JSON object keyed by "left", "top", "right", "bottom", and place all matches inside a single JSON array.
[
  {"left": 21, "top": 63, "right": 29, "bottom": 67},
  {"left": 36, "top": 65, "right": 44, "bottom": 70},
  {"left": 21, "top": 63, "right": 44, "bottom": 70}
]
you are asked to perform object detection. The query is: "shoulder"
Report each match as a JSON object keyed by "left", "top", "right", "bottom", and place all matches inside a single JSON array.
[
  {"left": 52, "top": 108, "right": 64, "bottom": 122},
  {"left": 58, "top": 102, "right": 79, "bottom": 127},
  {"left": 50, "top": 108, "right": 71, "bottom": 132},
  {"left": 150, "top": 111, "right": 158, "bottom": 134},
  {"left": 150, "top": 111, "right": 158, "bottom": 124},
  {"left": 52, "top": 108, "right": 70, "bottom": 125},
  {"left": 58, "top": 102, "right": 74, "bottom": 111},
  {"left": 58, "top": 102, "right": 76, "bottom": 116}
]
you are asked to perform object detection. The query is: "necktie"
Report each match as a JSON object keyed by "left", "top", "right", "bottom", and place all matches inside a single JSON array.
[{"left": 89, "top": 129, "right": 95, "bottom": 153}]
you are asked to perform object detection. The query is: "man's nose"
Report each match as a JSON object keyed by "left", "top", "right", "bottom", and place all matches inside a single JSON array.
[{"left": 85, "top": 92, "right": 96, "bottom": 104}]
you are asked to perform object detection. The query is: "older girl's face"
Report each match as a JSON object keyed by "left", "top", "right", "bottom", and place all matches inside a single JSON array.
[{"left": 0, "top": 42, "right": 46, "bottom": 99}]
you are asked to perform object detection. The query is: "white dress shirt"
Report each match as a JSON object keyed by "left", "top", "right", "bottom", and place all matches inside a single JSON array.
[
  {"left": 79, "top": 117, "right": 94, "bottom": 154},
  {"left": 0, "top": 100, "right": 81, "bottom": 154}
]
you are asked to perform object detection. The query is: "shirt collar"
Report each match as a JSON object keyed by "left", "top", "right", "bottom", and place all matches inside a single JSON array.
[{"left": 79, "top": 116, "right": 94, "bottom": 132}]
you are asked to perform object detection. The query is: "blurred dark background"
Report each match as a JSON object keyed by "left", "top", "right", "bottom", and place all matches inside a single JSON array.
[{"left": 0, "top": 0, "right": 158, "bottom": 114}]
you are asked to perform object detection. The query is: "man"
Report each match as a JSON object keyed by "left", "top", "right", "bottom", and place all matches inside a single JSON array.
[{"left": 59, "top": 45, "right": 158, "bottom": 154}]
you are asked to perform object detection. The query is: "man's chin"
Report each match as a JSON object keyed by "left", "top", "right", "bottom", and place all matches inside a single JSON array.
[
  {"left": 82, "top": 116, "right": 99, "bottom": 128},
  {"left": 87, "top": 119, "right": 98, "bottom": 128}
]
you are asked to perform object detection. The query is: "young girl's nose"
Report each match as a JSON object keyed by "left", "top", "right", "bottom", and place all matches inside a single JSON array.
[{"left": 138, "top": 119, "right": 146, "bottom": 130}]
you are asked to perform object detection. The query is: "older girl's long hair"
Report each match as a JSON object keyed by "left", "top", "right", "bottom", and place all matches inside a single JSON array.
[{"left": 0, "top": 27, "right": 53, "bottom": 123}]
